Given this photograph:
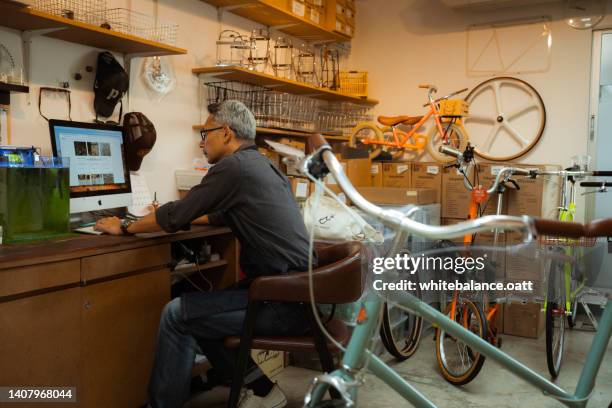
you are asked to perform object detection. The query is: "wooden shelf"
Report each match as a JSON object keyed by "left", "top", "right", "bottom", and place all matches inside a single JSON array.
[
  {"left": 0, "top": 1, "right": 187, "bottom": 56},
  {"left": 0, "top": 82, "right": 29, "bottom": 94},
  {"left": 193, "top": 66, "right": 378, "bottom": 105},
  {"left": 193, "top": 125, "right": 350, "bottom": 141},
  {"left": 200, "top": 0, "right": 350, "bottom": 42}
]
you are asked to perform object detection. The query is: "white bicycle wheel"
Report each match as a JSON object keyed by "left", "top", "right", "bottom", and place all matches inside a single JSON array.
[{"left": 464, "top": 77, "right": 546, "bottom": 161}]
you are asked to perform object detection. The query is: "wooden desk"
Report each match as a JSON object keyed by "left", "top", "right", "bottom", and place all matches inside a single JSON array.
[{"left": 0, "top": 226, "right": 238, "bottom": 407}]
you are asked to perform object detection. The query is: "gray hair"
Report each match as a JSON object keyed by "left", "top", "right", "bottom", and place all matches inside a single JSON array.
[{"left": 208, "top": 100, "right": 256, "bottom": 141}]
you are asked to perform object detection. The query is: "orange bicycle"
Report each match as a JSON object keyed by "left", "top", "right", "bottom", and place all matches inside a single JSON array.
[{"left": 349, "top": 84, "right": 469, "bottom": 162}]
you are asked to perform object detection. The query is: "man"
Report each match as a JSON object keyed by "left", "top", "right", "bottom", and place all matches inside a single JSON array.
[{"left": 95, "top": 100, "right": 315, "bottom": 408}]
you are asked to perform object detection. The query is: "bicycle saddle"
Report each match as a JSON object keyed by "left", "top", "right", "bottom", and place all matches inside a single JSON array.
[{"left": 377, "top": 115, "right": 423, "bottom": 126}]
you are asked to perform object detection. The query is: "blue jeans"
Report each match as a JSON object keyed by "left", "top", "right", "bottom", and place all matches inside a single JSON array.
[{"left": 148, "top": 290, "right": 309, "bottom": 408}]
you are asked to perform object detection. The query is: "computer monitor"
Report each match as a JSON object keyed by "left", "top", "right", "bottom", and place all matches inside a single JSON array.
[{"left": 49, "top": 119, "right": 132, "bottom": 214}]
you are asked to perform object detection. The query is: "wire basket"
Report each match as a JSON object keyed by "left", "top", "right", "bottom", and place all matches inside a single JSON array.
[
  {"left": 539, "top": 236, "right": 598, "bottom": 248},
  {"left": 33, "top": 0, "right": 107, "bottom": 25},
  {"left": 316, "top": 102, "right": 373, "bottom": 136},
  {"left": 438, "top": 99, "right": 469, "bottom": 117},
  {"left": 337, "top": 71, "right": 368, "bottom": 97},
  {"left": 95, "top": 8, "right": 178, "bottom": 46}
]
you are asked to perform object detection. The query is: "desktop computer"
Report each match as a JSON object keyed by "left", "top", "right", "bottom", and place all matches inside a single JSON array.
[{"left": 49, "top": 119, "right": 132, "bottom": 216}]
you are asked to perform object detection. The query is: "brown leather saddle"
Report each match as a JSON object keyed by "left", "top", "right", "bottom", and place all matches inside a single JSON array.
[{"left": 377, "top": 115, "right": 423, "bottom": 126}]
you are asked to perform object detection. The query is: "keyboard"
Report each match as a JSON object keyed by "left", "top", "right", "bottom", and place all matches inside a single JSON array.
[{"left": 73, "top": 225, "right": 104, "bottom": 235}]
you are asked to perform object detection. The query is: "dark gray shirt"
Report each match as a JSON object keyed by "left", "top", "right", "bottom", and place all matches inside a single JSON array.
[{"left": 156, "top": 143, "right": 315, "bottom": 280}]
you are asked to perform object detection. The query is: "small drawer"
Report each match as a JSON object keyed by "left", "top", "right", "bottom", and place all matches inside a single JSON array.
[
  {"left": 0, "top": 260, "right": 80, "bottom": 298},
  {"left": 82, "top": 244, "right": 171, "bottom": 282}
]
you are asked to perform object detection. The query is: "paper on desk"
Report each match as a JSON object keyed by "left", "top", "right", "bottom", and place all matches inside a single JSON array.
[
  {"left": 129, "top": 172, "right": 154, "bottom": 217},
  {"left": 265, "top": 140, "right": 305, "bottom": 159}
]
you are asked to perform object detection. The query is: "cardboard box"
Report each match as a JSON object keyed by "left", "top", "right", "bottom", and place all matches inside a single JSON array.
[
  {"left": 477, "top": 163, "right": 508, "bottom": 216},
  {"left": 258, "top": 148, "right": 283, "bottom": 170},
  {"left": 371, "top": 163, "right": 383, "bottom": 187},
  {"left": 345, "top": 158, "right": 372, "bottom": 187},
  {"left": 503, "top": 302, "right": 544, "bottom": 338},
  {"left": 411, "top": 162, "right": 442, "bottom": 203},
  {"left": 356, "top": 187, "right": 436, "bottom": 206},
  {"left": 382, "top": 162, "right": 411, "bottom": 188},
  {"left": 288, "top": 177, "right": 311, "bottom": 200},
  {"left": 506, "top": 164, "right": 561, "bottom": 218},
  {"left": 441, "top": 166, "right": 472, "bottom": 218},
  {"left": 251, "top": 349, "right": 285, "bottom": 378},
  {"left": 505, "top": 231, "right": 545, "bottom": 282}
]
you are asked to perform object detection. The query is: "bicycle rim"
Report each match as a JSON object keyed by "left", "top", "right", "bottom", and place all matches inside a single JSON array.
[
  {"left": 349, "top": 122, "right": 383, "bottom": 159},
  {"left": 435, "top": 300, "right": 487, "bottom": 385},
  {"left": 380, "top": 299, "right": 423, "bottom": 360},
  {"left": 426, "top": 122, "right": 468, "bottom": 163}
]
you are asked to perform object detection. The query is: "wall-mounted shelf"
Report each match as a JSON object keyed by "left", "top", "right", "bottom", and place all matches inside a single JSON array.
[
  {"left": 193, "top": 125, "right": 350, "bottom": 142},
  {"left": 0, "top": 2, "right": 187, "bottom": 56},
  {"left": 0, "top": 82, "right": 29, "bottom": 94},
  {"left": 200, "top": 0, "right": 350, "bottom": 42},
  {"left": 193, "top": 66, "right": 378, "bottom": 105}
]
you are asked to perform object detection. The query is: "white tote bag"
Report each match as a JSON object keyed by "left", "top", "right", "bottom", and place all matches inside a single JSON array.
[{"left": 303, "top": 191, "right": 383, "bottom": 243}]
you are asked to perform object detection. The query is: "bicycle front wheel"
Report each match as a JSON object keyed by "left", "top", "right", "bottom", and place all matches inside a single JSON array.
[
  {"left": 349, "top": 122, "right": 383, "bottom": 159},
  {"left": 380, "top": 290, "right": 423, "bottom": 360},
  {"left": 435, "top": 299, "right": 487, "bottom": 385},
  {"left": 425, "top": 122, "right": 468, "bottom": 163}
]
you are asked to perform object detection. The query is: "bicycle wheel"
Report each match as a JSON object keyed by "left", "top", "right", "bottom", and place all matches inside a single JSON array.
[
  {"left": 464, "top": 76, "right": 546, "bottom": 161},
  {"left": 349, "top": 122, "right": 383, "bottom": 159},
  {"left": 378, "top": 126, "right": 411, "bottom": 160},
  {"left": 546, "top": 259, "right": 566, "bottom": 378},
  {"left": 425, "top": 121, "right": 468, "bottom": 163},
  {"left": 435, "top": 300, "right": 487, "bottom": 385},
  {"left": 380, "top": 285, "right": 423, "bottom": 360}
]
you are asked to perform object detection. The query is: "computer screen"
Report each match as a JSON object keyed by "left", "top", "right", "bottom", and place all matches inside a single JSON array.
[{"left": 49, "top": 120, "right": 132, "bottom": 213}]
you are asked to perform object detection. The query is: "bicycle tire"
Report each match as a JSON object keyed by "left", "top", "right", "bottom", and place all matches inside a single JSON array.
[
  {"left": 435, "top": 299, "right": 487, "bottom": 385},
  {"left": 465, "top": 76, "right": 546, "bottom": 162},
  {"left": 380, "top": 293, "right": 424, "bottom": 360},
  {"left": 348, "top": 122, "right": 384, "bottom": 159},
  {"left": 425, "top": 122, "right": 469, "bottom": 163},
  {"left": 545, "top": 257, "right": 567, "bottom": 378}
]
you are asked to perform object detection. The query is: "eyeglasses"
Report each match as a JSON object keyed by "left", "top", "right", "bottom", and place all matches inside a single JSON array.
[{"left": 199, "top": 126, "right": 224, "bottom": 142}]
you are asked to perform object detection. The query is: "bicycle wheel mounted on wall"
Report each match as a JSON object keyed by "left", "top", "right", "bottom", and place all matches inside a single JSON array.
[{"left": 464, "top": 76, "right": 546, "bottom": 161}]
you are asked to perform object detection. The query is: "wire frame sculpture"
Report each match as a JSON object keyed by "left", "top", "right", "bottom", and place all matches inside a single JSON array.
[
  {"left": 216, "top": 30, "right": 250, "bottom": 67},
  {"left": 320, "top": 46, "right": 339, "bottom": 90},
  {"left": 294, "top": 43, "right": 317, "bottom": 85},
  {"left": 272, "top": 37, "right": 294, "bottom": 79},
  {"left": 248, "top": 29, "right": 270, "bottom": 72}
]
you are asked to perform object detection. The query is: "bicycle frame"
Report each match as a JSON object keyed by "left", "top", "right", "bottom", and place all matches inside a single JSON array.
[
  {"left": 306, "top": 288, "right": 612, "bottom": 408},
  {"left": 360, "top": 98, "right": 455, "bottom": 150}
]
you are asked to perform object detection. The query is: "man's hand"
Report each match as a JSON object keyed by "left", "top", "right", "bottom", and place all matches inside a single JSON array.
[{"left": 94, "top": 217, "right": 123, "bottom": 235}]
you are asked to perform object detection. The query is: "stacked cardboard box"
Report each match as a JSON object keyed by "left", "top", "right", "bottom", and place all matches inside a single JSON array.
[
  {"left": 441, "top": 165, "right": 473, "bottom": 219},
  {"left": 506, "top": 164, "right": 561, "bottom": 218},
  {"left": 411, "top": 162, "right": 442, "bottom": 203},
  {"left": 382, "top": 162, "right": 411, "bottom": 188},
  {"left": 503, "top": 302, "right": 545, "bottom": 339}
]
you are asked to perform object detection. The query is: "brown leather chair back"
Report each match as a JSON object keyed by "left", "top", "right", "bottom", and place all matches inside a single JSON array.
[{"left": 249, "top": 241, "right": 363, "bottom": 304}]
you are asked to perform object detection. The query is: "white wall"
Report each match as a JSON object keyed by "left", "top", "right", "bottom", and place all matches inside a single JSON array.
[
  {"left": 0, "top": 0, "right": 310, "bottom": 203},
  {"left": 347, "top": 0, "right": 612, "bottom": 219}
]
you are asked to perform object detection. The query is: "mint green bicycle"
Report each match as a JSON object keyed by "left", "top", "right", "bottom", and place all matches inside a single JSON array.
[{"left": 298, "top": 134, "right": 612, "bottom": 408}]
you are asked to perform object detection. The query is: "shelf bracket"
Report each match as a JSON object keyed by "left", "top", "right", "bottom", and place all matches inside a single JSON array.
[{"left": 21, "top": 27, "right": 67, "bottom": 104}]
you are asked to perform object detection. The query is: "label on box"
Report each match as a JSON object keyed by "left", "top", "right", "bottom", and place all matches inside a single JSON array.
[
  {"left": 406, "top": 191, "right": 417, "bottom": 196},
  {"left": 346, "top": 26, "right": 352, "bottom": 35},
  {"left": 292, "top": 0, "right": 306, "bottom": 16},
  {"left": 371, "top": 164, "right": 379, "bottom": 174},
  {"left": 295, "top": 181, "right": 309, "bottom": 198},
  {"left": 345, "top": 8, "right": 353, "bottom": 18},
  {"left": 310, "top": 9, "right": 320, "bottom": 24},
  {"left": 397, "top": 165, "right": 409, "bottom": 174},
  {"left": 427, "top": 165, "right": 439, "bottom": 175},
  {"left": 336, "top": 3, "right": 343, "bottom": 13},
  {"left": 336, "top": 20, "right": 343, "bottom": 31}
]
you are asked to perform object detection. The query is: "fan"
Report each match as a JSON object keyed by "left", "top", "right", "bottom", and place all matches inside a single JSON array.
[
  {"left": 143, "top": 56, "right": 176, "bottom": 97},
  {"left": 565, "top": 0, "right": 605, "bottom": 29},
  {"left": 0, "top": 43, "right": 16, "bottom": 84}
]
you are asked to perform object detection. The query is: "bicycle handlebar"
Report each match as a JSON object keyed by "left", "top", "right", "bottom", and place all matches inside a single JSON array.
[
  {"left": 303, "top": 134, "right": 612, "bottom": 240},
  {"left": 580, "top": 181, "right": 612, "bottom": 188}
]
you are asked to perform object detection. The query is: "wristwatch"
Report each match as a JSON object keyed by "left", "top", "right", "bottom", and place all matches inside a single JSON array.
[{"left": 120, "top": 219, "right": 134, "bottom": 235}]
